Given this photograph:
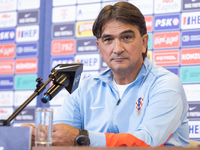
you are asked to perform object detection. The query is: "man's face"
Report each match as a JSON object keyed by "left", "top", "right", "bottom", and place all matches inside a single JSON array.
[{"left": 96, "top": 20, "right": 148, "bottom": 74}]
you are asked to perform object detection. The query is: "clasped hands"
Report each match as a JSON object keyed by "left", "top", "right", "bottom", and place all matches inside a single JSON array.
[{"left": 21, "top": 123, "right": 79, "bottom": 146}]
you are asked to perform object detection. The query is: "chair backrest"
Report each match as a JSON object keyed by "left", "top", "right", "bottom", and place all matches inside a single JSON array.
[{"left": 189, "top": 140, "right": 200, "bottom": 148}]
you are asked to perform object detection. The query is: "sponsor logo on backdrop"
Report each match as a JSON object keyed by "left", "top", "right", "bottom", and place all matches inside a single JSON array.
[
  {"left": 181, "top": 48, "right": 200, "bottom": 65},
  {"left": 166, "top": 67, "right": 179, "bottom": 76},
  {"left": 52, "top": 6, "right": 76, "bottom": 23},
  {"left": 0, "top": 108, "right": 13, "bottom": 119},
  {"left": 153, "top": 32, "right": 180, "bottom": 49},
  {"left": 15, "top": 58, "right": 38, "bottom": 74},
  {"left": 0, "top": 28, "right": 15, "bottom": 41},
  {"left": 18, "top": 10, "right": 39, "bottom": 25},
  {"left": 51, "top": 39, "right": 75, "bottom": 55},
  {"left": 76, "top": 21, "right": 94, "bottom": 37},
  {"left": 145, "top": 16, "right": 153, "bottom": 32},
  {"left": 0, "top": 0, "right": 17, "bottom": 12},
  {"left": 0, "top": 11, "right": 17, "bottom": 28},
  {"left": 75, "top": 54, "right": 100, "bottom": 71},
  {"left": 0, "top": 44, "right": 15, "bottom": 58},
  {"left": 128, "top": 0, "right": 153, "bottom": 15},
  {"left": 16, "top": 43, "right": 37, "bottom": 57},
  {"left": 148, "top": 33, "right": 153, "bottom": 49},
  {"left": 76, "top": 38, "right": 98, "bottom": 53},
  {"left": 16, "top": 25, "right": 39, "bottom": 42},
  {"left": 154, "top": 14, "right": 180, "bottom": 30},
  {"left": 51, "top": 57, "right": 74, "bottom": 69},
  {"left": 182, "top": 0, "right": 200, "bottom": 11},
  {"left": 17, "top": 0, "right": 40, "bottom": 10},
  {"left": 183, "top": 84, "right": 200, "bottom": 101},
  {"left": 14, "top": 108, "right": 35, "bottom": 122},
  {"left": 153, "top": 50, "right": 179, "bottom": 66},
  {"left": 14, "top": 90, "right": 36, "bottom": 106},
  {"left": 14, "top": 74, "right": 37, "bottom": 90},
  {"left": 180, "top": 66, "right": 200, "bottom": 83},
  {"left": 100, "top": 57, "right": 108, "bottom": 69},
  {"left": 52, "top": 23, "right": 75, "bottom": 38},
  {"left": 53, "top": 0, "right": 76, "bottom": 6},
  {"left": 188, "top": 104, "right": 200, "bottom": 119},
  {"left": 0, "top": 91, "right": 13, "bottom": 106},
  {"left": 77, "top": 3, "right": 101, "bottom": 21},
  {"left": 182, "top": 30, "right": 200, "bottom": 47},
  {"left": 147, "top": 51, "right": 152, "bottom": 61},
  {"left": 154, "top": 0, "right": 181, "bottom": 14},
  {"left": 182, "top": 12, "right": 200, "bottom": 29},
  {"left": 0, "top": 60, "right": 14, "bottom": 75},
  {"left": 189, "top": 121, "right": 200, "bottom": 138},
  {"left": 0, "top": 76, "right": 13, "bottom": 90}
]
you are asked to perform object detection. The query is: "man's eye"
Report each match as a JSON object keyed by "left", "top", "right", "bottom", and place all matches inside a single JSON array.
[
  {"left": 123, "top": 36, "right": 132, "bottom": 40},
  {"left": 104, "top": 38, "right": 112, "bottom": 42}
]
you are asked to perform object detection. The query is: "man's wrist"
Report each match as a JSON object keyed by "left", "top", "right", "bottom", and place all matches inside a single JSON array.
[{"left": 74, "top": 129, "right": 90, "bottom": 146}]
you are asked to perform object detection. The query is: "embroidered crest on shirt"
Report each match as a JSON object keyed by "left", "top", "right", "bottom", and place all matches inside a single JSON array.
[{"left": 136, "top": 97, "right": 144, "bottom": 116}]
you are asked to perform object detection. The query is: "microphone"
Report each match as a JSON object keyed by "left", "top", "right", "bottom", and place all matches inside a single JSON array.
[{"left": 41, "top": 62, "right": 83, "bottom": 103}]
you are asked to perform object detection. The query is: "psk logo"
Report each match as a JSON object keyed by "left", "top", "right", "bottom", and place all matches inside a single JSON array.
[{"left": 136, "top": 97, "right": 144, "bottom": 116}]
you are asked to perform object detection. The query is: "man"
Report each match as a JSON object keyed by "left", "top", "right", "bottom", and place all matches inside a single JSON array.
[{"left": 23, "top": 1, "right": 189, "bottom": 147}]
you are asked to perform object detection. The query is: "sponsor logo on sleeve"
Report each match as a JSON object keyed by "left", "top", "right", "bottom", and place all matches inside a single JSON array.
[
  {"left": 16, "top": 43, "right": 38, "bottom": 57},
  {"left": 0, "top": 76, "right": 14, "bottom": 90},
  {"left": 154, "top": 14, "right": 180, "bottom": 30},
  {"left": 16, "top": 25, "right": 39, "bottom": 42},
  {"left": 154, "top": 0, "right": 181, "bottom": 14},
  {"left": 75, "top": 54, "right": 100, "bottom": 71},
  {"left": 14, "top": 74, "right": 37, "bottom": 90},
  {"left": 76, "top": 3, "right": 101, "bottom": 21},
  {"left": 181, "top": 48, "right": 200, "bottom": 65},
  {"left": 52, "top": 6, "right": 76, "bottom": 23},
  {"left": 52, "top": 23, "right": 75, "bottom": 38},
  {"left": 15, "top": 58, "right": 38, "bottom": 74},
  {"left": 183, "top": 84, "right": 200, "bottom": 101},
  {"left": 17, "top": 10, "right": 39, "bottom": 25},
  {"left": 0, "top": 28, "right": 15, "bottom": 42},
  {"left": 153, "top": 31, "right": 180, "bottom": 49},
  {"left": 145, "top": 16, "right": 153, "bottom": 32},
  {"left": 181, "top": 12, "right": 200, "bottom": 29},
  {"left": 51, "top": 39, "right": 75, "bottom": 55},
  {"left": 153, "top": 50, "right": 179, "bottom": 66},
  {"left": 0, "top": 0, "right": 17, "bottom": 12},
  {"left": 182, "top": 30, "right": 200, "bottom": 47},
  {"left": 76, "top": 38, "right": 98, "bottom": 53},
  {"left": 17, "top": 0, "right": 40, "bottom": 10},
  {"left": 76, "top": 21, "right": 94, "bottom": 37},
  {"left": 0, "top": 44, "right": 15, "bottom": 58},
  {"left": 180, "top": 66, "right": 200, "bottom": 83},
  {"left": 14, "top": 108, "right": 35, "bottom": 122},
  {"left": 51, "top": 57, "right": 74, "bottom": 69},
  {"left": 14, "top": 90, "right": 36, "bottom": 106},
  {"left": 0, "top": 11, "right": 17, "bottom": 28},
  {"left": 188, "top": 104, "right": 200, "bottom": 120},
  {"left": 0, "top": 91, "right": 13, "bottom": 106},
  {"left": 189, "top": 121, "right": 200, "bottom": 138},
  {"left": 0, "top": 60, "right": 14, "bottom": 75},
  {"left": 182, "top": 0, "right": 200, "bottom": 11}
]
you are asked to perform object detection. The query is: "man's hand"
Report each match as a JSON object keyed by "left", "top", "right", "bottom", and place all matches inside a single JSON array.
[
  {"left": 21, "top": 123, "right": 35, "bottom": 146},
  {"left": 52, "top": 123, "right": 79, "bottom": 146}
]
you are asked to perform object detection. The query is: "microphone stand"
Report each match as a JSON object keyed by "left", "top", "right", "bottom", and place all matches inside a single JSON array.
[{"left": 0, "top": 71, "right": 58, "bottom": 126}]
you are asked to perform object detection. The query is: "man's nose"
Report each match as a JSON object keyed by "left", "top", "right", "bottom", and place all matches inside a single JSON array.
[{"left": 113, "top": 39, "right": 124, "bottom": 54}]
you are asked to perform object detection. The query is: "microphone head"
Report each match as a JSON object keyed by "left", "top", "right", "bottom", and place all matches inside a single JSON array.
[{"left": 51, "top": 63, "right": 83, "bottom": 94}]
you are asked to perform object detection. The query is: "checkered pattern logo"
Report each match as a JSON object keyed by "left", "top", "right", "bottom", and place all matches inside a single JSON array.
[{"left": 136, "top": 97, "right": 144, "bottom": 116}]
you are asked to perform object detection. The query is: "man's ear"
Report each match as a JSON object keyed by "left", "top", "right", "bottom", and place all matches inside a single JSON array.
[{"left": 142, "top": 34, "right": 148, "bottom": 53}]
